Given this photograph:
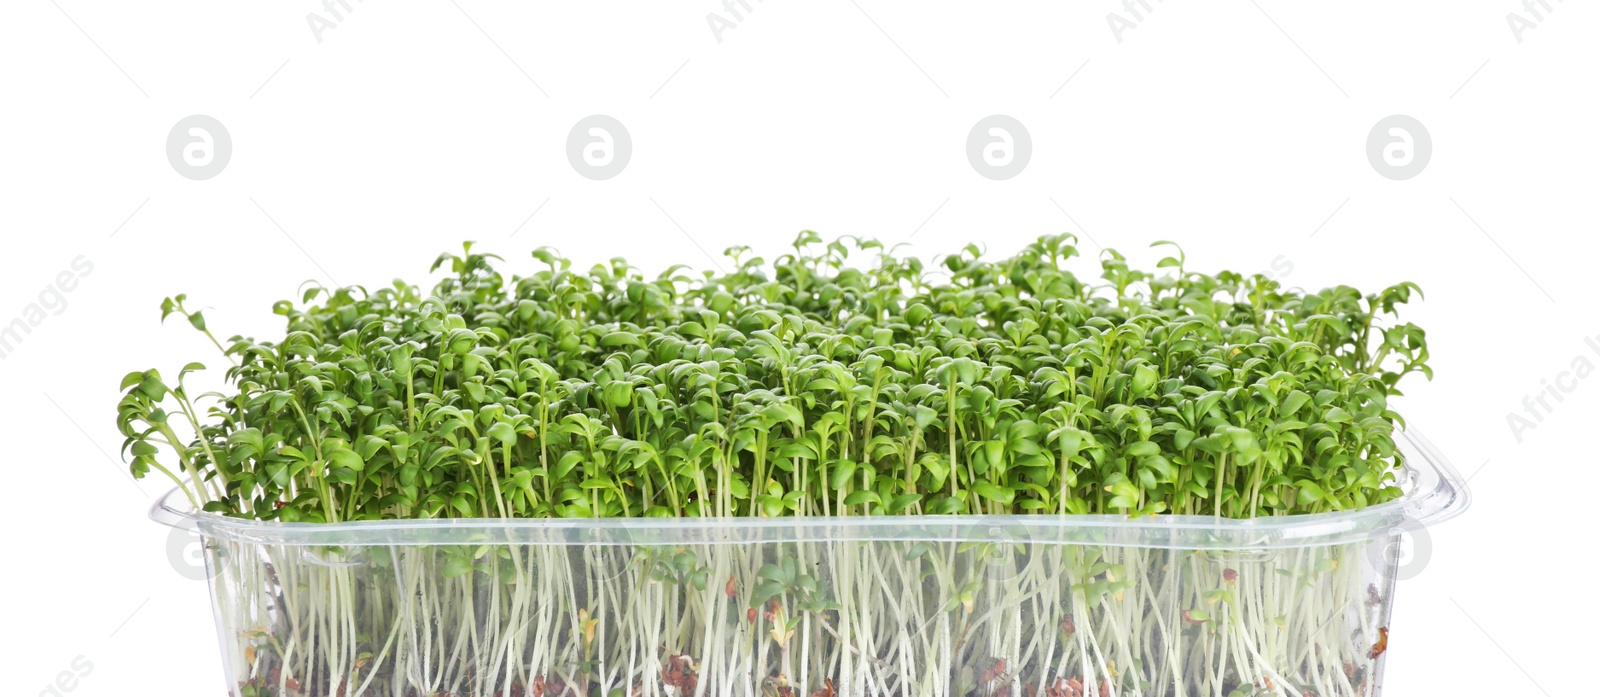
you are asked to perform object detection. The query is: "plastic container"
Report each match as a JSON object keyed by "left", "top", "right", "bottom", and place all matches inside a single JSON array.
[{"left": 152, "top": 428, "right": 1468, "bottom": 697}]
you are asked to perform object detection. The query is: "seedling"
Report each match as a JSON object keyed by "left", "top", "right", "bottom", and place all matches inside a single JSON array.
[{"left": 125, "top": 234, "right": 1429, "bottom": 696}]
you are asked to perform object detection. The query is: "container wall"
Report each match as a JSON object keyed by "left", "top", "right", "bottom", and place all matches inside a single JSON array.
[{"left": 204, "top": 533, "right": 1401, "bottom": 697}]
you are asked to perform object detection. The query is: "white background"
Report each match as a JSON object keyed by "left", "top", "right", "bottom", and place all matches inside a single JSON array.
[{"left": 2, "top": 1, "right": 1595, "bottom": 695}]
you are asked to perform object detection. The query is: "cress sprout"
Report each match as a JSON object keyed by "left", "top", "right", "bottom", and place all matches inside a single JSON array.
[{"left": 123, "top": 234, "right": 1429, "bottom": 697}]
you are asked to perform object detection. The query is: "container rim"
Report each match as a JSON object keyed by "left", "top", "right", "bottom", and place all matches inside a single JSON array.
[{"left": 151, "top": 427, "right": 1469, "bottom": 550}]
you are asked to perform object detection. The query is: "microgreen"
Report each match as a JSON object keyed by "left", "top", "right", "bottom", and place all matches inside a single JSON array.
[
  {"left": 121, "top": 234, "right": 1428, "bottom": 524},
  {"left": 127, "top": 234, "right": 1430, "bottom": 697}
]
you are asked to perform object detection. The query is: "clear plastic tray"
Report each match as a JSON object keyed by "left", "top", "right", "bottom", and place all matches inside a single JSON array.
[{"left": 153, "top": 428, "right": 1468, "bottom": 697}]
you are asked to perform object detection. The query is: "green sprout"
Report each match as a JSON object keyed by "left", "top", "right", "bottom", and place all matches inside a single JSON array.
[{"left": 126, "top": 234, "right": 1428, "bottom": 697}]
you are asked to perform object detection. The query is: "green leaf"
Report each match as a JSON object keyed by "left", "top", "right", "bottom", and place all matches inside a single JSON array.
[
  {"left": 328, "top": 448, "right": 363, "bottom": 472},
  {"left": 1281, "top": 390, "right": 1311, "bottom": 416},
  {"left": 601, "top": 331, "right": 642, "bottom": 348},
  {"left": 889, "top": 493, "right": 922, "bottom": 513},
  {"left": 120, "top": 371, "right": 146, "bottom": 390},
  {"left": 842, "top": 490, "right": 878, "bottom": 507},
  {"left": 1172, "top": 428, "right": 1195, "bottom": 450},
  {"left": 487, "top": 422, "right": 517, "bottom": 446},
  {"left": 555, "top": 451, "right": 583, "bottom": 480},
  {"left": 1295, "top": 481, "right": 1326, "bottom": 506},
  {"left": 1131, "top": 365, "right": 1158, "bottom": 394},
  {"left": 442, "top": 556, "right": 473, "bottom": 578},
  {"left": 752, "top": 581, "right": 785, "bottom": 607},
  {"left": 1124, "top": 441, "right": 1160, "bottom": 458},
  {"left": 829, "top": 459, "right": 857, "bottom": 490},
  {"left": 972, "top": 481, "right": 1014, "bottom": 504}
]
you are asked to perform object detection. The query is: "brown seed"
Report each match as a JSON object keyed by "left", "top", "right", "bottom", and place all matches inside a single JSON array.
[
  {"left": 1368, "top": 626, "right": 1389, "bottom": 660},
  {"left": 981, "top": 657, "right": 1007, "bottom": 683},
  {"left": 1069, "top": 678, "right": 1086, "bottom": 697}
]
